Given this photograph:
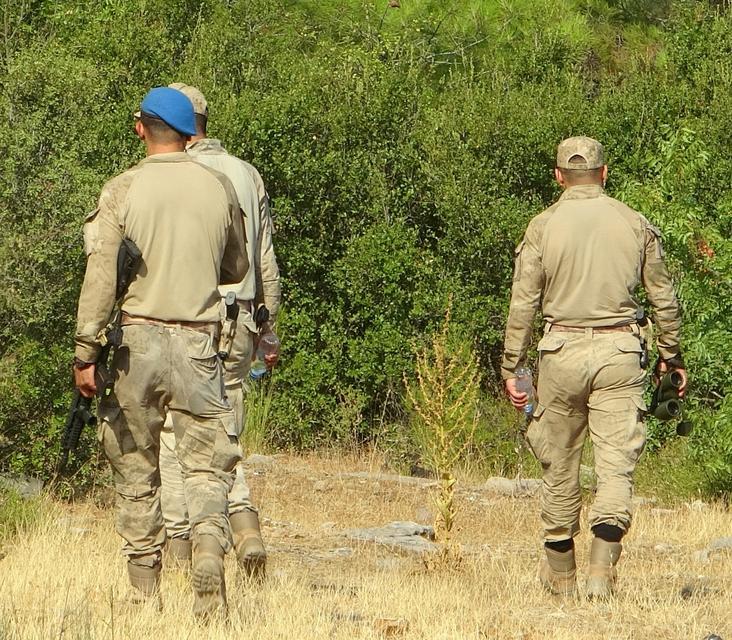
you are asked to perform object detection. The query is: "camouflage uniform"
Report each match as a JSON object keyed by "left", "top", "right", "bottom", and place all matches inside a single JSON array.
[
  {"left": 75, "top": 152, "right": 247, "bottom": 569},
  {"left": 502, "top": 137, "right": 682, "bottom": 595},
  {"left": 158, "top": 86, "right": 280, "bottom": 560}
]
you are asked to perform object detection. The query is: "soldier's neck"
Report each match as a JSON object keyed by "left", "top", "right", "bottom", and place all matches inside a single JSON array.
[
  {"left": 145, "top": 141, "right": 187, "bottom": 156},
  {"left": 563, "top": 179, "right": 604, "bottom": 189}
]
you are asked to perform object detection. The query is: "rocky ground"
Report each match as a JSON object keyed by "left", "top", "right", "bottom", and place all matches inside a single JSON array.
[{"left": 0, "top": 453, "right": 730, "bottom": 639}]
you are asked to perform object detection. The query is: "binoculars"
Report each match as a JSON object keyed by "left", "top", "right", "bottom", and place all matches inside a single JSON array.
[{"left": 649, "top": 371, "right": 692, "bottom": 436}]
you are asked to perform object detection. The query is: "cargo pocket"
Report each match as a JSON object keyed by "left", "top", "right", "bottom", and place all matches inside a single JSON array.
[
  {"left": 512, "top": 240, "right": 525, "bottom": 282},
  {"left": 537, "top": 334, "right": 567, "bottom": 354},
  {"left": 211, "top": 417, "right": 241, "bottom": 474},
  {"left": 122, "top": 325, "right": 151, "bottom": 357},
  {"left": 82, "top": 208, "right": 100, "bottom": 256},
  {"left": 614, "top": 335, "right": 643, "bottom": 355},
  {"left": 182, "top": 331, "right": 226, "bottom": 414},
  {"left": 627, "top": 396, "right": 647, "bottom": 462},
  {"left": 525, "top": 404, "right": 549, "bottom": 468},
  {"left": 186, "top": 331, "right": 219, "bottom": 372},
  {"left": 97, "top": 404, "right": 137, "bottom": 460},
  {"left": 613, "top": 335, "right": 645, "bottom": 373},
  {"left": 176, "top": 417, "right": 218, "bottom": 469},
  {"left": 537, "top": 334, "right": 566, "bottom": 372}
]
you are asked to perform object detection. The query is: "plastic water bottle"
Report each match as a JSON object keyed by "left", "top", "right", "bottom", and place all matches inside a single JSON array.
[
  {"left": 249, "top": 332, "right": 280, "bottom": 380},
  {"left": 514, "top": 367, "right": 535, "bottom": 415}
]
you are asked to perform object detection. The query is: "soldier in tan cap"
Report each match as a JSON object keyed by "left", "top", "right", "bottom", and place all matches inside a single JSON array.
[
  {"left": 158, "top": 82, "right": 281, "bottom": 580},
  {"left": 502, "top": 136, "right": 686, "bottom": 598},
  {"left": 74, "top": 87, "right": 247, "bottom": 619}
]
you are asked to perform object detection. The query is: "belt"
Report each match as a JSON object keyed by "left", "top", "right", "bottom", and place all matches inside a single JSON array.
[
  {"left": 121, "top": 312, "right": 218, "bottom": 334},
  {"left": 548, "top": 323, "right": 634, "bottom": 334}
]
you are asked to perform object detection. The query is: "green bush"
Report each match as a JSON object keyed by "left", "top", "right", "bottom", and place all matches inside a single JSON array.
[
  {"left": 0, "top": 0, "right": 729, "bottom": 498},
  {"left": 0, "top": 485, "right": 45, "bottom": 547}
]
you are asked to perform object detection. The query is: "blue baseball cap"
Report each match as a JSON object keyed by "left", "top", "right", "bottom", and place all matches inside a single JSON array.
[{"left": 138, "top": 87, "right": 197, "bottom": 136}]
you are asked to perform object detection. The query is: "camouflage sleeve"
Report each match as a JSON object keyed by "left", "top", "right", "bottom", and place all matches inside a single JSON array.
[
  {"left": 641, "top": 223, "right": 682, "bottom": 361},
  {"left": 256, "top": 191, "right": 281, "bottom": 323},
  {"left": 74, "top": 185, "right": 124, "bottom": 362},
  {"left": 501, "top": 222, "right": 545, "bottom": 380},
  {"left": 220, "top": 178, "right": 249, "bottom": 285}
]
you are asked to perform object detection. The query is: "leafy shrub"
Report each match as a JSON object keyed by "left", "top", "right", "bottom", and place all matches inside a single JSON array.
[{"left": 0, "top": 0, "right": 729, "bottom": 498}]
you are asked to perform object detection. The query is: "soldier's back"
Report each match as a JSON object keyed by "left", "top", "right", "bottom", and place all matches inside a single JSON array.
[
  {"left": 535, "top": 185, "right": 645, "bottom": 326},
  {"left": 118, "top": 153, "right": 238, "bottom": 323}
]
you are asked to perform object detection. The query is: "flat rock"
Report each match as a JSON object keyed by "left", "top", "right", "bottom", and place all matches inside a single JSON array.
[
  {"left": 687, "top": 499, "right": 708, "bottom": 511},
  {"left": 345, "top": 521, "right": 437, "bottom": 554},
  {"left": 244, "top": 454, "right": 275, "bottom": 467},
  {"left": 0, "top": 474, "right": 43, "bottom": 498},
  {"left": 693, "top": 549, "right": 710, "bottom": 563},
  {"left": 709, "top": 537, "right": 732, "bottom": 552},
  {"left": 483, "top": 477, "right": 541, "bottom": 497},
  {"left": 337, "top": 471, "right": 436, "bottom": 487}
]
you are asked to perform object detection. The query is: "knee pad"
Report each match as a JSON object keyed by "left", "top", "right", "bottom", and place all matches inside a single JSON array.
[
  {"left": 592, "top": 523, "right": 624, "bottom": 543},
  {"left": 545, "top": 538, "right": 574, "bottom": 553}
]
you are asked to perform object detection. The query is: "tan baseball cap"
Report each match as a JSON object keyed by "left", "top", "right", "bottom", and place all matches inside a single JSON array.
[
  {"left": 168, "top": 82, "right": 208, "bottom": 116},
  {"left": 556, "top": 136, "right": 605, "bottom": 170}
]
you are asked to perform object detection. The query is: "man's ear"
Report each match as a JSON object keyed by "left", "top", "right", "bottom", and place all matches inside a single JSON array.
[
  {"left": 134, "top": 120, "right": 145, "bottom": 140},
  {"left": 601, "top": 164, "right": 608, "bottom": 184},
  {"left": 554, "top": 167, "right": 565, "bottom": 188}
]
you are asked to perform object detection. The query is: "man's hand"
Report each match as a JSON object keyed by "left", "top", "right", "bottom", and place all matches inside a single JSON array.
[
  {"left": 74, "top": 364, "right": 97, "bottom": 398},
  {"left": 505, "top": 378, "right": 529, "bottom": 411},
  {"left": 655, "top": 359, "right": 688, "bottom": 399}
]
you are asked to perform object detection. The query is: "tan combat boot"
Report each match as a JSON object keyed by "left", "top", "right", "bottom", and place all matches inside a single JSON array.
[
  {"left": 230, "top": 510, "right": 267, "bottom": 582},
  {"left": 191, "top": 534, "right": 227, "bottom": 622},
  {"left": 539, "top": 547, "right": 576, "bottom": 596},
  {"left": 127, "top": 563, "right": 162, "bottom": 611},
  {"left": 586, "top": 537, "right": 622, "bottom": 599},
  {"left": 166, "top": 536, "right": 192, "bottom": 570}
]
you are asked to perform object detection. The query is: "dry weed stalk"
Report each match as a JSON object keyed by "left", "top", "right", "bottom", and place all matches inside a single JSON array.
[{"left": 404, "top": 303, "right": 480, "bottom": 544}]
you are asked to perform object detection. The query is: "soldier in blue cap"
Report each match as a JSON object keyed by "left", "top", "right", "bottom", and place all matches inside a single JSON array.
[{"left": 74, "top": 86, "right": 247, "bottom": 620}]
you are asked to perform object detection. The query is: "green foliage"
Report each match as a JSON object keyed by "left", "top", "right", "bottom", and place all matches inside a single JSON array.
[
  {"left": 0, "top": 485, "right": 44, "bottom": 547},
  {"left": 0, "top": 0, "right": 730, "bottom": 498},
  {"left": 243, "top": 376, "right": 277, "bottom": 455}
]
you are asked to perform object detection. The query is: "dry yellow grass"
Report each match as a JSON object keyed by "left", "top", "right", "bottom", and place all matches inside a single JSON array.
[{"left": 0, "top": 453, "right": 730, "bottom": 639}]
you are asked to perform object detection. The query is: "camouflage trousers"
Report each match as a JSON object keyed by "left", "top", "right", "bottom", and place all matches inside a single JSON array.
[
  {"left": 527, "top": 328, "right": 647, "bottom": 542},
  {"left": 98, "top": 323, "right": 240, "bottom": 567},
  {"left": 160, "top": 300, "right": 256, "bottom": 540}
]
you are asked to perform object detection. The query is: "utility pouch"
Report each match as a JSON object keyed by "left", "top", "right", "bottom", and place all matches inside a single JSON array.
[
  {"left": 639, "top": 337, "right": 649, "bottom": 369},
  {"left": 218, "top": 291, "right": 239, "bottom": 360},
  {"left": 636, "top": 308, "right": 650, "bottom": 369},
  {"left": 95, "top": 363, "right": 114, "bottom": 399}
]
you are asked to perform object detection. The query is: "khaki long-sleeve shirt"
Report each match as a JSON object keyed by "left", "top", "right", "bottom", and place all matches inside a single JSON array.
[
  {"left": 75, "top": 152, "right": 247, "bottom": 362},
  {"left": 502, "top": 184, "right": 682, "bottom": 379},
  {"left": 187, "top": 139, "right": 281, "bottom": 330}
]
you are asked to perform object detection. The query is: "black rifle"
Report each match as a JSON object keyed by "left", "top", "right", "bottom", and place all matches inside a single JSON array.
[
  {"left": 649, "top": 370, "right": 692, "bottom": 436},
  {"left": 58, "top": 238, "right": 142, "bottom": 472}
]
